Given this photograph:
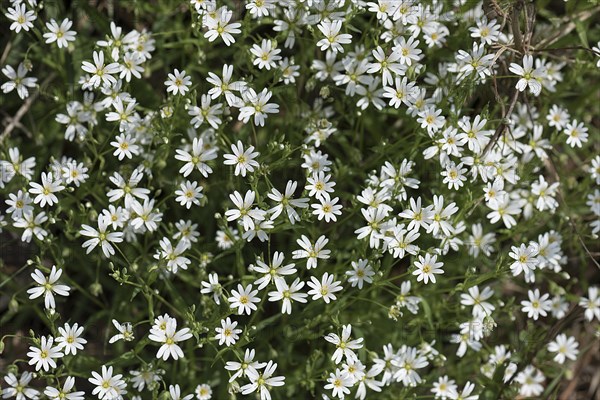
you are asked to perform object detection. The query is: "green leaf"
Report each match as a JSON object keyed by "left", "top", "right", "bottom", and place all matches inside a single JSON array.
[{"left": 575, "top": 20, "right": 589, "bottom": 48}]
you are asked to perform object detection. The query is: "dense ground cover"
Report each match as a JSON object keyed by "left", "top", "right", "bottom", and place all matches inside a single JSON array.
[{"left": 0, "top": 0, "right": 599, "bottom": 399}]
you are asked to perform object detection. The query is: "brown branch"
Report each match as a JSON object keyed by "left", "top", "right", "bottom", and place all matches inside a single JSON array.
[
  {"left": 0, "top": 41, "right": 11, "bottom": 66},
  {"left": 559, "top": 328, "right": 598, "bottom": 400},
  {"left": 536, "top": 6, "right": 600, "bottom": 49},
  {"left": 481, "top": 88, "right": 520, "bottom": 159},
  {"left": 511, "top": 0, "right": 524, "bottom": 53},
  {"left": 532, "top": 46, "right": 600, "bottom": 56},
  {"left": 0, "top": 73, "right": 56, "bottom": 144},
  {"left": 545, "top": 152, "right": 600, "bottom": 270}
]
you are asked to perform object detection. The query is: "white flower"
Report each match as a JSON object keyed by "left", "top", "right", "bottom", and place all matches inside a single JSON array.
[
  {"left": 55, "top": 322, "right": 87, "bottom": 355},
  {"left": 225, "top": 348, "right": 266, "bottom": 382},
  {"left": 27, "top": 336, "right": 64, "bottom": 372},
  {"left": 354, "top": 207, "right": 388, "bottom": 248},
  {"left": 593, "top": 41, "right": 600, "bottom": 67},
  {"left": 109, "top": 319, "right": 135, "bottom": 343},
  {"left": 317, "top": 20, "right": 352, "bottom": 54},
  {"left": 546, "top": 104, "right": 570, "bottom": 129},
  {"left": 521, "top": 289, "right": 552, "bottom": 320},
  {"left": 346, "top": 259, "right": 375, "bottom": 289},
  {"left": 531, "top": 175, "right": 559, "bottom": 211},
  {"left": 515, "top": 365, "right": 544, "bottom": 397},
  {"left": 6, "top": 3, "right": 36, "bottom": 33},
  {"left": 456, "top": 114, "right": 492, "bottom": 153},
  {"left": 292, "top": 235, "right": 331, "bottom": 269},
  {"left": 579, "top": 286, "right": 600, "bottom": 321},
  {"left": 148, "top": 318, "right": 193, "bottom": 360},
  {"left": 453, "top": 381, "right": 478, "bottom": 400},
  {"left": 431, "top": 375, "right": 458, "bottom": 400},
  {"left": 206, "top": 64, "right": 246, "bottom": 106},
  {"left": 486, "top": 195, "right": 522, "bottom": 229},
  {"left": 412, "top": 253, "right": 444, "bottom": 284},
  {"left": 589, "top": 156, "right": 600, "bottom": 185},
  {"left": 382, "top": 77, "right": 418, "bottom": 108},
  {"left": 253, "top": 251, "right": 297, "bottom": 290},
  {"left": 325, "top": 324, "right": 364, "bottom": 364},
  {"left": 188, "top": 94, "right": 223, "bottom": 129},
  {"left": 241, "top": 361, "right": 285, "bottom": 400},
  {"left": 194, "top": 384, "right": 212, "bottom": 400},
  {"left": 355, "top": 364, "right": 384, "bottom": 400},
  {"left": 311, "top": 196, "right": 342, "bottom": 222},
  {"left": 174, "top": 219, "right": 200, "bottom": 245},
  {"left": 81, "top": 51, "right": 120, "bottom": 89},
  {"left": 456, "top": 42, "right": 495, "bottom": 81},
  {"left": 44, "top": 376, "right": 85, "bottom": 400},
  {"left": 391, "top": 346, "right": 429, "bottom": 386},
  {"left": 118, "top": 52, "right": 144, "bottom": 82},
  {"left": 110, "top": 133, "right": 140, "bottom": 160},
  {"left": 13, "top": 211, "right": 49, "bottom": 243},
  {"left": 224, "top": 190, "right": 266, "bottom": 231},
  {"left": 279, "top": 57, "right": 300, "bottom": 84},
  {"left": 26, "top": 266, "right": 70, "bottom": 309},
  {"left": 246, "top": 0, "right": 275, "bottom": 17},
  {"left": 563, "top": 119, "right": 588, "bottom": 148},
  {"left": 203, "top": 6, "right": 241, "bottom": 46},
  {"left": 393, "top": 36, "right": 422, "bottom": 66},
  {"left": 165, "top": 69, "right": 192, "bottom": 96},
  {"left": 2, "top": 147, "right": 36, "bottom": 181},
  {"left": 417, "top": 108, "right": 446, "bottom": 139},
  {"left": 238, "top": 88, "right": 279, "bottom": 126},
  {"left": 441, "top": 162, "right": 467, "bottom": 190},
  {"left": 201, "top": 272, "right": 222, "bottom": 305},
  {"left": 223, "top": 140, "right": 260, "bottom": 177},
  {"left": 130, "top": 198, "right": 163, "bottom": 232},
  {"left": 307, "top": 272, "right": 343, "bottom": 303},
  {"left": 250, "top": 39, "right": 281, "bottom": 70},
  {"left": 174, "top": 137, "right": 218, "bottom": 178},
  {"left": 216, "top": 228, "right": 239, "bottom": 250},
  {"left": 267, "top": 180, "right": 309, "bottom": 224},
  {"left": 5, "top": 190, "right": 34, "bottom": 220},
  {"left": 305, "top": 171, "right": 336, "bottom": 201},
  {"left": 469, "top": 17, "right": 501, "bottom": 45},
  {"left": 550, "top": 295, "right": 569, "bottom": 319},
  {"left": 88, "top": 365, "right": 128, "bottom": 400},
  {"left": 2, "top": 372, "right": 40, "bottom": 400},
  {"left": 79, "top": 215, "right": 124, "bottom": 258},
  {"left": 96, "top": 21, "right": 124, "bottom": 61},
  {"left": 174, "top": 180, "right": 204, "bottom": 209},
  {"left": 169, "top": 384, "right": 193, "bottom": 400},
  {"left": 61, "top": 161, "right": 89, "bottom": 187},
  {"left": 29, "top": 172, "right": 65, "bottom": 207},
  {"left": 215, "top": 317, "right": 242, "bottom": 347},
  {"left": 1, "top": 63, "right": 38, "bottom": 99},
  {"left": 156, "top": 237, "right": 191, "bottom": 273},
  {"left": 509, "top": 55, "right": 545, "bottom": 96},
  {"left": 547, "top": 334, "right": 579, "bottom": 364},
  {"left": 508, "top": 243, "right": 539, "bottom": 280},
  {"left": 268, "top": 277, "right": 308, "bottom": 314},
  {"left": 460, "top": 286, "right": 495, "bottom": 318},
  {"left": 483, "top": 179, "right": 506, "bottom": 208},
  {"left": 43, "top": 18, "right": 77, "bottom": 48},
  {"left": 366, "top": 46, "right": 405, "bottom": 87},
  {"left": 427, "top": 195, "right": 459, "bottom": 237},
  {"left": 107, "top": 169, "right": 151, "bottom": 209},
  {"left": 324, "top": 369, "right": 353, "bottom": 399},
  {"left": 228, "top": 284, "right": 260, "bottom": 315},
  {"left": 398, "top": 196, "right": 433, "bottom": 232},
  {"left": 312, "top": 50, "right": 344, "bottom": 81}
]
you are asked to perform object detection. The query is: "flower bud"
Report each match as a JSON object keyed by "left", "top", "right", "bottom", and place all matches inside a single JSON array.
[{"left": 9, "top": 298, "right": 19, "bottom": 313}]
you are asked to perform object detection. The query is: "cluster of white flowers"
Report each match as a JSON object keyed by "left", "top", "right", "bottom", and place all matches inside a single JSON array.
[{"left": 1, "top": 0, "right": 599, "bottom": 399}]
